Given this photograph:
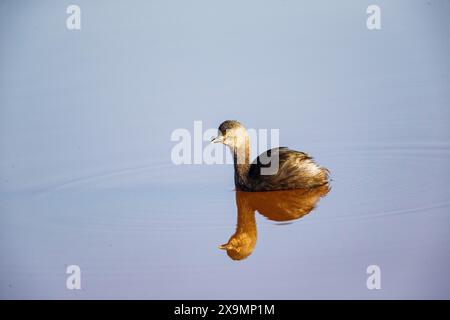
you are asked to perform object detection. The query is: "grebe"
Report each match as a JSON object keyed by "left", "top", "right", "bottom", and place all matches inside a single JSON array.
[
  {"left": 220, "top": 185, "right": 330, "bottom": 260},
  {"left": 211, "top": 120, "right": 329, "bottom": 191}
]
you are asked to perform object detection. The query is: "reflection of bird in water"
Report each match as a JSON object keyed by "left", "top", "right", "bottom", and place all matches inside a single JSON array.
[
  {"left": 211, "top": 120, "right": 329, "bottom": 191},
  {"left": 220, "top": 184, "right": 330, "bottom": 260}
]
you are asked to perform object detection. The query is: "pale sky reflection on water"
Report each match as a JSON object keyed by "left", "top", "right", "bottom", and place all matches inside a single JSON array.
[{"left": 0, "top": 0, "right": 449, "bottom": 299}]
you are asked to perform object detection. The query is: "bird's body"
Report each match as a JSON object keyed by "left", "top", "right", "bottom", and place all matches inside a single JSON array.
[
  {"left": 238, "top": 147, "right": 329, "bottom": 191},
  {"left": 212, "top": 120, "right": 329, "bottom": 191}
]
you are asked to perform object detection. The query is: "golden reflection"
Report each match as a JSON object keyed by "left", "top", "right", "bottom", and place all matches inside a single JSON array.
[{"left": 219, "top": 184, "right": 330, "bottom": 260}]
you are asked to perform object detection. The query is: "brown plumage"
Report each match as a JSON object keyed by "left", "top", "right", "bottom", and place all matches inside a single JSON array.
[
  {"left": 211, "top": 120, "right": 329, "bottom": 191},
  {"left": 220, "top": 184, "right": 330, "bottom": 260}
]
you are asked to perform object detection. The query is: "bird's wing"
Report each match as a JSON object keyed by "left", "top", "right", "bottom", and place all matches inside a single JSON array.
[{"left": 248, "top": 147, "right": 319, "bottom": 190}]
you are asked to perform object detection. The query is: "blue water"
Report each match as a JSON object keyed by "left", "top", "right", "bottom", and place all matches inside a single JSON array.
[{"left": 1, "top": 0, "right": 449, "bottom": 299}]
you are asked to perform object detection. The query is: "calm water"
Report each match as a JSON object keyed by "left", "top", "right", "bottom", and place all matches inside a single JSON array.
[{"left": 1, "top": 0, "right": 449, "bottom": 299}]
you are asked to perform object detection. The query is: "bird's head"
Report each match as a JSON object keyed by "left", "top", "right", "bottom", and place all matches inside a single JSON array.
[
  {"left": 219, "top": 232, "right": 255, "bottom": 261},
  {"left": 211, "top": 120, "right": 248, "bottom": 149}
]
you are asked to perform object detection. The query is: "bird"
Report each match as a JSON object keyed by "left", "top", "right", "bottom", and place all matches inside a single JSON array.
[
  {"left": 211, "top": 120, "right": 329, "bottom": 191},
  {"left": 219, "top": 185, "right": 330, "bottom": 260}
]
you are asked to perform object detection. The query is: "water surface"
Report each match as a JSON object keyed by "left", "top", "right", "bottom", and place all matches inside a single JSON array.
[{"left": 0, "top": 0, "right": 449, "bottom": 299}]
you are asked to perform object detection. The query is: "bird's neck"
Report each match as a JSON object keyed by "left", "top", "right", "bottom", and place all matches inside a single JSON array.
[
  {"left": 235, "top": 192, "right": 257, "bottom": 236},
  {"left": 232, "top": 191, "right": 257, "bottom": 247},
  {"left": 232, "top": 138, "right": 250, "bottom": 188}
]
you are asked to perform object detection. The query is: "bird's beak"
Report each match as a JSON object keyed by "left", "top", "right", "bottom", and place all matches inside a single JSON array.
[
  {"left": 219, "top": 243, "right": 230, "bottom": 250},
  {"left": 211, "top": 135, "right": 224, "bottom": 144}
]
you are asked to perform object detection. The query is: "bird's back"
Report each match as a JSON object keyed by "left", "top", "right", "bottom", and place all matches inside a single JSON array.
[{"left": 241, "top": 147, "right": 329, "bottom": 191}]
